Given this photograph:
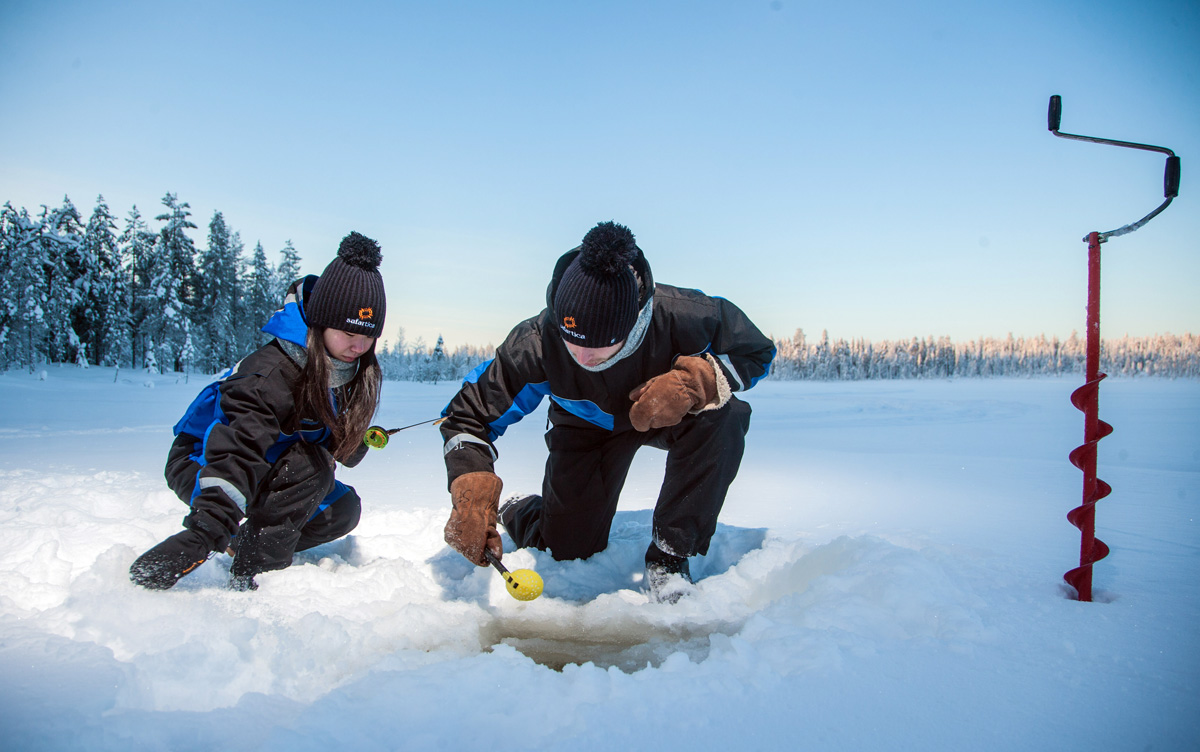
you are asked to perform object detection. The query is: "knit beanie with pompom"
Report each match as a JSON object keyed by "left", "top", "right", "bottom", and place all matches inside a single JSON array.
[
  {"left": 306, "top": 232, "right": 386, "bottom": 337},
  {"left": 553, "top": 221, "right": 640, "bottom": 347}
]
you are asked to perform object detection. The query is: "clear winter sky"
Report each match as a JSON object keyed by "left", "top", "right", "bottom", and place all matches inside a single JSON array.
[{"left": 2, "top": 0, "right": 1197, "bottom": 350}]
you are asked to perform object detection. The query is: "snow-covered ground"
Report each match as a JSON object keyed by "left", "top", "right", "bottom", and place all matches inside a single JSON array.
[{"left": 1, "top": 366, "right": 1197, "bottom": 751}]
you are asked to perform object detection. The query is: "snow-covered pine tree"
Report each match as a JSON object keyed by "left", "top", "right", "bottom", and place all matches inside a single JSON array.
[
  {"left": 120, "top": 207, "right": 156, "bottom": 369},
  {"left": 410, "top": 336, "right": 428, "bottom": 381},
  {"left": 144, "top": 337, "right": 159, "bottom": 375},
  {"left": 195, "top": 211, "right": 239, "bottom": 373},
  {"left": 431, "top": 334, "right": 450, "bottom": 383},
  {"left": 375, "top": 328, "right": 406, "bottom": 380},
  {"left": 81, "top": 196, "right": 121, "bottom": 366},
  {"left": 229, "top": 231, "right": 250, "bottom": 358},
  {"left": 139, "top": 234, "right": 173, "bottom": 371},
  {"left": 0, "top": 205, "right": 10, "bottom": 367},
  {"left": 244, "top": 241, "right": 276, "bottom": 351},
  {"left": 0, "top": 203, "right": 17, "bottom": 367},
  {"left": 180, "top": 322, "right": 196, "bottom": 379},
  {"left": 101, "top": 232, "right": 134, "bottom": 370},
  {"left": 39, "top": 197, "right": 85, "bottom": 364},
  {"left": 153, "top": 193, "right": 198, "bottom": 372},
  {"left": 275, "top": 239, "right": 301, "bottom": 302},
  {"left": 0, "top": 203, "right": 49, "bottom": 369},
  {"left": 375, "top": 339, "right": 394, "bottom": 376}
]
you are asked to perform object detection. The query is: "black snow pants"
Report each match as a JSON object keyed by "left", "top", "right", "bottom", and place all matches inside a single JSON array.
[
  {"left": 503, "top": 396, "right": 752, "bottom": 561},
  {"left": 165, "top": 436, "right": 361, "bottom": 577}
]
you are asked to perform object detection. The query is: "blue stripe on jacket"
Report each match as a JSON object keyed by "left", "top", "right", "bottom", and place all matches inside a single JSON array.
[
  {"left": 549, "top": 395, "right": 614, "bottom": 431},
  {"left": 448, "top": 358, "right": 616, "bottom": 438}
]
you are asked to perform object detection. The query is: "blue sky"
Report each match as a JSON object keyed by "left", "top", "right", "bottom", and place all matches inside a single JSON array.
[{"left": 2, "top": 0, "right": 1196, "bottom": 350}]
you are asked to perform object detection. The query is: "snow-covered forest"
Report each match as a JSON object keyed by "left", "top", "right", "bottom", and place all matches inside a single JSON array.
[
  {"left": 3, "top": 194, "right": 1197, "bottom": 382},
  {"left": 771, "top": 329, "right": 1200, "bottom": 380},
  {"left": 1, "top": 194, "right": 297, "bottom": 375}
]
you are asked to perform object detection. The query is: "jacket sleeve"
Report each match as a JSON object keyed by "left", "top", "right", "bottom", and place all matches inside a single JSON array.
[
  {"left": 698, "top": 295, "right": 776, "bottom": 392},
  {"left": 439, "top": 321, "right": 547, "bottom": 488},
  {"left": 194, "top": 367, "right": 291, "bottom": 517}
]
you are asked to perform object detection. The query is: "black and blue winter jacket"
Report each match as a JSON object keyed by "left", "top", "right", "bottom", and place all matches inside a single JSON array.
[
  {"left": 171, "top": 276, "right": 363, "bottom": 521},
  {"left": 439, "top": 246, "right": 776, "bottom": 486}
]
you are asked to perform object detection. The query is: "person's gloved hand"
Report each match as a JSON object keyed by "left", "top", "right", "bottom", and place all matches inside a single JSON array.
[
  {"left": 444, "top": 471, "right": 503, "bottom": 566},
  {"left": 628, "top": 356, "right": 719, "bottom": 432},
  {"left": 129, "top": 529, "right": 215, "bottom": 590}
]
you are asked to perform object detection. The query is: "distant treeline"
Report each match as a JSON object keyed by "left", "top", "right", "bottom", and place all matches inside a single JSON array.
[
  {"left": 379, "top": 330, "right": 1200, "bottom": 385},
  {"left": 3, "top": 194, "right": 1195, "bottom": 381},
  {"left": 769, "top": 330, "right": 1200, "bottom": 380},
  {"left": 376, "top": 335, "right": 495, "bottom": 385}
]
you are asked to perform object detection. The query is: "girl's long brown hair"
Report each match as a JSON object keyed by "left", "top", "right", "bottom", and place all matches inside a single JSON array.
[{"left": 294, "top": 326, "right": 382, "bottom": 462}]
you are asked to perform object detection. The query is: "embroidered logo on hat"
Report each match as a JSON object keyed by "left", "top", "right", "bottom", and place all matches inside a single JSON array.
[
  {"left": 359, "top": 307, "right": 374, "bottom": 320},
  {"left": 563, "top": 316, "right": 576, "bottom": 329}
]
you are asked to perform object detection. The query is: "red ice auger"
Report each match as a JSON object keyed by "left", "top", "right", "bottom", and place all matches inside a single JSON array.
[{"left": 1048, "top": 94, "right": 1181, "bottom": 602}]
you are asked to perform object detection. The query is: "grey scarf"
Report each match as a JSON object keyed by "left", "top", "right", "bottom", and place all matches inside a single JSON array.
[{"left": 278, "top": 338, "right": 359, "bottom": 388}]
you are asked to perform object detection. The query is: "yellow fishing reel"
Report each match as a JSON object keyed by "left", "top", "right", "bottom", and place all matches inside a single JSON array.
[
  {"left": 485, "top": 549, "right": 543, "bottom": 601},
  {"left": 363, "top": 425, "right": 390, "bottom": 449}
]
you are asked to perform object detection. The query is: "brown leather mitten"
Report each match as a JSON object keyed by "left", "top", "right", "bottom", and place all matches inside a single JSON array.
[
  {"left": 628, "top": 355, "right": 719, "bottom": 432},
  {"left": 444, "top": 471, "right": 504, "bottom": 566}
]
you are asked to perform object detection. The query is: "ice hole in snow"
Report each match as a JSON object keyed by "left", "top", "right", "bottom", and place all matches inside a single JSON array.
[
  {"left": 460, "top": 514, "right": 768, "bottom": 672},
  {"left": 481, "top": 618, "right": 743, "bottom": 672}
]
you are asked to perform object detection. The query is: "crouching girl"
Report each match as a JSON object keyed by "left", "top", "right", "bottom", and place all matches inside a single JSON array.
[{"left": 130, "top": 232, "right": 386, "bottom": 590}]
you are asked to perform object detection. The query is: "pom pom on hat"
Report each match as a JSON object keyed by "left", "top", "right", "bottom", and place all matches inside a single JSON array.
[
  {"left": 307, "top": 232, "right": 387, "bottom": 337},
  {"left": 578, "top": 221, "right": 638, "bottom": 275},
  {"left": 337, "top": 231, "right": 383, "bottom": 271}
]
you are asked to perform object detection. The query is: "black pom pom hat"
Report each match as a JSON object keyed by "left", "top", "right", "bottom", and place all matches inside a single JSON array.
[
  {"left": 554, "top": 221, "right": 640, "bottom": 347},
  {"left": 307, "top": 232, "right": 386, "bottom": 337}
]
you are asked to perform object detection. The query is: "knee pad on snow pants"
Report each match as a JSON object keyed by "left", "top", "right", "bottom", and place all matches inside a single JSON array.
[
  {"left": 231, "top": 442, "right": 337, "bottom": 579},
  {"left": 297, "top": 483, "right": 362, "bottom": 552}
]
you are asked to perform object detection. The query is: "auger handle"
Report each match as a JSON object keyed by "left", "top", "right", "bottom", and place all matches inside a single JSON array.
[{"left": 1048, "top": 94, "right": 1180, "bottom": 241}]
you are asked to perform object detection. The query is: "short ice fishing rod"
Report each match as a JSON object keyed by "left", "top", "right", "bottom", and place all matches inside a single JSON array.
[
  {"left": 485, "top": 549, "right": 544, "bottom": 601},
  {"left": 363, "top": 417, "right": 446, "bottom": 449}
]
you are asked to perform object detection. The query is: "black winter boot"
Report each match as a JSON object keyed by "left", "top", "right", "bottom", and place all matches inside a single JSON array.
[
  {"left": 499, "top": 494, "right": 544, "bottom": 550},
  {"left": 228, "top": 573, "right": 259, "bottom": 592},
  {"left": 644, "top": 542, "right": 693, "bottom": 604},
  {"left": 130, "top": 529, "right": 215, "bottom": 590}
]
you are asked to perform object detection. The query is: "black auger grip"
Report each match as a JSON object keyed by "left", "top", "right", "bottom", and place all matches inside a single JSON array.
[
  {"left": 1165, "top": 156, "right": 1181, "bottom": 198},
  {"left": 1048, "top": 95, "right": 1062, "bottom": 132}
]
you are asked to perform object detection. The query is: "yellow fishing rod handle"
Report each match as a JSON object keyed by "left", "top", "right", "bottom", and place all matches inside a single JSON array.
[
  {"left": 503, "top": 568, "right": 544, "bottom": 601},
  {"left": 485, "top": 549, "right": 544, "bottom": 601}
]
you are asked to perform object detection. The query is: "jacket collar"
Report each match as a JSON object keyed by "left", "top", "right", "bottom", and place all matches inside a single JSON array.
[{"left": 261, "top": 275, "right": 318, "bottom": 347}]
